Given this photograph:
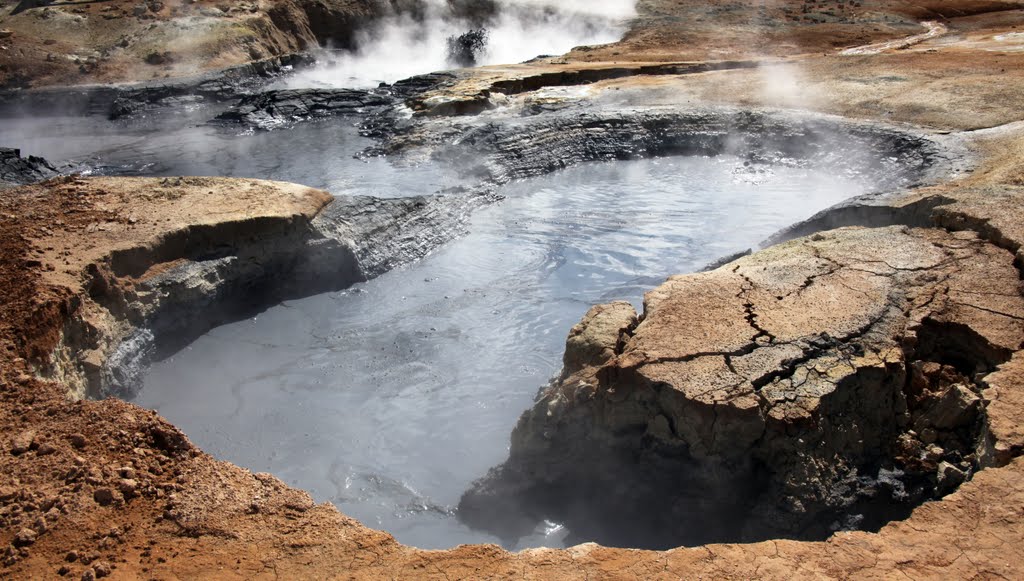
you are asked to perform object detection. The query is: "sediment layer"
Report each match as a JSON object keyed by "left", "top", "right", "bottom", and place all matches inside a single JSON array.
[{"left": 6, "top": 176, "right": 486, "bottom": 402}]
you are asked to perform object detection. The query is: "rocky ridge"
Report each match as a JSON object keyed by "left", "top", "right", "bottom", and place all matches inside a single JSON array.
[
  {"left": 213, "top": 87, "right": 395, "bottom": 130},
  {"left": 8, "top": 177, "right": 486, "bottom": 401}
]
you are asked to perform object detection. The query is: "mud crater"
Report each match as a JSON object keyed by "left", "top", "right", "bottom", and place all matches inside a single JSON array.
[
  {"left": 114, "top": 111, "right": 970, "bottom": 549},
  {"left": 8, "top": 87, "right": 976, "bottom": 550}
]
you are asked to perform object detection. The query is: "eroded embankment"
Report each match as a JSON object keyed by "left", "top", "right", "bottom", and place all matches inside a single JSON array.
[
  {"left": 9, "top": 176, "right": 486, "bottom": 403},
  {"left": 373, "top": 106, "right": 952, "bottom": 188},
  {"left": 0, "top": 0, "right": 393, "bottom": 91},
  {"left": 0, "top": 0, "right": 465, "bottom": 121},
  {"left": 93, "top": 108, "right": 948, "bottom": 402}
]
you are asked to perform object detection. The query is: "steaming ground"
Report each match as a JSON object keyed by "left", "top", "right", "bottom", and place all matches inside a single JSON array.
[
  {"left": 137, "top": 156, "right": 869, "bottom": 550},
  {"left": 277, "top": 0, "right": 637, "bottom": 89}
]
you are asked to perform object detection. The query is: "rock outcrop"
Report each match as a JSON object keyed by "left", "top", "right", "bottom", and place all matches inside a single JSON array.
[
  {"left": 374, "top": 106, "right": 950, "bottom": 196},
  {"left": 459, "top": 224, "right": 1024, "bottom": 548},
  {"left": 0, "top": 147, "right": 59, "bottom": 189},
  {"left": 213, "top": 87, "right": 395, "bottom": 130}
]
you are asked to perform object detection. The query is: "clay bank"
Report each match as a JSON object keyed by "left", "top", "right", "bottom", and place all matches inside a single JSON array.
[{"left": 1, "top": 0, "right": 1024, "bottom": 579}]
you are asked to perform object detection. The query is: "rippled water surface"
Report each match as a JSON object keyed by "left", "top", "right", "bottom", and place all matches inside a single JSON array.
[{"left": 136, "top": 155, "right": 868, "bottom": 549}]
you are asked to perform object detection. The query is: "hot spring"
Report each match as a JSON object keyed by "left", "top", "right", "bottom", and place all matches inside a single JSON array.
[
  {"left": 0, "top": 60, "right": 942, "bottom": 551},
  {"left": 133, "top": 152, "right": 870, "bottom": 550}
]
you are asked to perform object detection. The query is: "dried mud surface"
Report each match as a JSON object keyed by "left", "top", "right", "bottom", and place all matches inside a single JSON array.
[{"left": 1, "top": 0, "right": 1024, "bottom": 579}]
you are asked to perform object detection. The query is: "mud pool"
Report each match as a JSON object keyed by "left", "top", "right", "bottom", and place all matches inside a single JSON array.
[
  {"left": 134, "top": 155, "right": 869, "bottom": 550},
  {"left": 0, "top": 111, "right": 460, "bottom": 198}
]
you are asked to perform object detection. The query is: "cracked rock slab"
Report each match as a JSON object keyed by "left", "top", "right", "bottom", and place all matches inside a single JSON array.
[{"left": 462, "top": 224, "right": 1024, "bottom": 547}]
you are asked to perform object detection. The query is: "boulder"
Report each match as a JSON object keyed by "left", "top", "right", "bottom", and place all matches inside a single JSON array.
[{"left": 0, "top": 147, "right": 59, "bottom": 189}]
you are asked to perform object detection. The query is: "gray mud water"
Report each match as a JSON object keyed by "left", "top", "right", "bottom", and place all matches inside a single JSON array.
[
  {"left": 135, "top": 155, "right": 869, "bottom": 550},
  {"left": 0, "top": 109, "right": 458, "bottom": 197},
  {"left": 0, "top": 102, "right": 913, "bottom": 549}
]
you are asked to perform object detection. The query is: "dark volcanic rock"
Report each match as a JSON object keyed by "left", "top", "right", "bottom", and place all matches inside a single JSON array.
[
  {"left": 0, "top": 54, "right": 313, "bottom": 120},
  {"left": 107, "top": 55, "right": 315, "bottom": 120},
  {"left": 447, "top": 29, "right": 489, "bottom": 67},
  {"left": 379, "top": 108, "right": 948, "bottom": 194},
  {"left": 390, "top": 72, "right": 460, "bottom": 100},
  {"left": 214, "top": 88, "right": 395, "bottom": 130},
  {"left": 0, "top": 147, "right": 59, "bottom": 189}
]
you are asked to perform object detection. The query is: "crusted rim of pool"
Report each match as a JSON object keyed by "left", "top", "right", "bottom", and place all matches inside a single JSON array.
[{"left": 74, "top": 106, "right": 958, "bottom": 402}]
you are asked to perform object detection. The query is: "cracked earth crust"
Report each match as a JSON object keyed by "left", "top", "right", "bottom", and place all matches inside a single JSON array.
[{"left": 461, "top": 225, "right": 1024, "bottom": 548}]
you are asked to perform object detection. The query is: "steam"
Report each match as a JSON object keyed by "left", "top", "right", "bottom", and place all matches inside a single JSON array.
[
  {"left": 754, "top": 62, "right": 823, "bottom": 111},
  {"left": 281, "top": 0, "right": 637, "bottom": 89}
]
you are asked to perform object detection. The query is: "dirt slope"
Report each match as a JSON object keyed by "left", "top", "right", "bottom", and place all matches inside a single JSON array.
[{"left": 0, "top": 0, "right": 383, "bottom": 89}]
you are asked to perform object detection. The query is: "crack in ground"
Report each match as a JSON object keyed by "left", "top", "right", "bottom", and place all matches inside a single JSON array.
[
  {"left": 747, "top": 297, "right": 899, "bottom": 392},
  {"left": 794, "top": 263, "right": 844, "bottom": 296},
  {"left": 732, "top": 267, "right": 777, "bottom": 344},
  {"left": 724, "top": 354, "right": 738, "bottom": 375},
  {"left": 949, "top": 300, "right": 1024, "bottom": 321}
]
